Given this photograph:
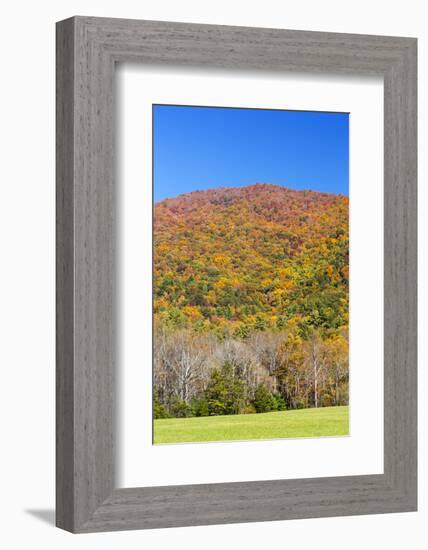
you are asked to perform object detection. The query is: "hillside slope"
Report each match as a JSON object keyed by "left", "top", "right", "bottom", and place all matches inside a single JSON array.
[{"left": 154, "top": 183, "right": 348, "bottom": 337}]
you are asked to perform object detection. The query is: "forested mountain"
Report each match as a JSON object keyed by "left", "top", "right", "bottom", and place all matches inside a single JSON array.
[
  {"left": 154, "top": 183, "right": 348, "bottom": 338},
  {"left": 153, "top": 184, "right": 349, "bottom": 418}
]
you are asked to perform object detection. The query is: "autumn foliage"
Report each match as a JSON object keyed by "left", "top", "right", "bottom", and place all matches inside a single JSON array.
[{"left": 153, "top": 184, "right": 349, "bottom": 418}]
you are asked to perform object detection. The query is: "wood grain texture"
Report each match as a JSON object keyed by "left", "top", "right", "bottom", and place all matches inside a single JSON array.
[
  {"left": 56, "top": 18, "right": 75, "bottom": 532},
  {"left": 56, "top": 16, "right": 417, "bottom": 533}
]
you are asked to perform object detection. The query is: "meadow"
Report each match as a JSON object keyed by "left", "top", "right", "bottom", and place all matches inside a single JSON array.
[{"left": 154, "top": 405, "right": 349, "bottom": 444}]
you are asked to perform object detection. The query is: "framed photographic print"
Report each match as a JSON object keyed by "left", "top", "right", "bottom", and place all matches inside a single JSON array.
[
  {"left": 151, "top": 104, "right": 351, "bottom": 445},
  {"left": 56, "top": 17, "right": 417, "bottom": 532}
]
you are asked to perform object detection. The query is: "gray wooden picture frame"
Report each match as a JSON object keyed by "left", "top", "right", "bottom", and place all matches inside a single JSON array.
[{"left": 56, "top": 16, "right": 417, "bottom": 533}]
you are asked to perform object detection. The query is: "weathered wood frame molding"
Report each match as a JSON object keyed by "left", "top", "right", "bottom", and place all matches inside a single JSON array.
[{"left": 56, "top": 16, "right": 417, "bottom": 533}]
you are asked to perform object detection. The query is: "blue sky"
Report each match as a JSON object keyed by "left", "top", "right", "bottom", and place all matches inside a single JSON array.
[{"left": 153, "top": 105, "right": 349, "bottom": 202}]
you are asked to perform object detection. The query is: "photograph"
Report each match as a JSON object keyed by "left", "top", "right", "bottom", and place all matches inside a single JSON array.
[
  {"left": 152, "top": 104, "right": 350, "bottom": 444},
  {"left": 0, "top": 3, "right": 419, "bottom": 542}
]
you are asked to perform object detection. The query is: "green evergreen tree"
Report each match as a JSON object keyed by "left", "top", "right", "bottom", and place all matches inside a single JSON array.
[
  {"left": 205, "top": 362, "right": 245, "bottom": 415},
  {"left": 253, "top": 384, "right": 277, "bottom": 413}
]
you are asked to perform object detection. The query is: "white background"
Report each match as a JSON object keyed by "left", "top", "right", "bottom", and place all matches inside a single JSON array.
[
  {"left": 0, "top": 1, "right": 425, "bottom": 549},
  {"left": 118, "top": 67, "right": 384, "bottom": 487}
]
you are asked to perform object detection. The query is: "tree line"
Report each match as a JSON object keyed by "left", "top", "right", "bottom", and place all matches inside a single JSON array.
[{"left": 153, "top": 324, "right": 348, "bottom": 419}]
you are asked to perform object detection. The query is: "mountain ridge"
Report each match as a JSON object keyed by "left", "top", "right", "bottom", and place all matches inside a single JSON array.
[
  {"left": 155, "top": 182, "right": 346, "bottom": 207},
  {"left": 154, "top": 183, "right": 348, "bottom": 337}
]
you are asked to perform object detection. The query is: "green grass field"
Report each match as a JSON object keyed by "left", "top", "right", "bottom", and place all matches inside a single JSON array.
[{"left": 154, "top": 405, "right": 349, "bottom": 444}]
